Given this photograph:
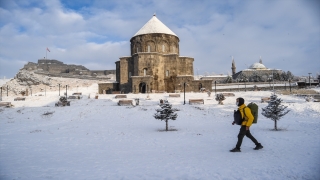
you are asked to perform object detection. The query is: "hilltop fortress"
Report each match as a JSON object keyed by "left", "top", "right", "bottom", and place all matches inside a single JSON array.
[{"left": 22, "top": 59, "right": 115, "bottom": 80}]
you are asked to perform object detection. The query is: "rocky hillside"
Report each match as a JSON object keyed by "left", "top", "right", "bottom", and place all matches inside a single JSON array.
[{"left": 1, "top": 70, "right": 116, "bottom": 96}]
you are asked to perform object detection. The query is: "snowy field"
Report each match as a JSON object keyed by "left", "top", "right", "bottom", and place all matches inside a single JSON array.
[{"left": 0, "top": 84, "right": 320, "bottom": 180}]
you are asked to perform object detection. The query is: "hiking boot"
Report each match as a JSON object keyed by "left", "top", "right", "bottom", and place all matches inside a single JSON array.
[
  {"left": 230, "top": 147, "right": 241, "bottom": 152},
  {"left": 254, "top": 143, "right": 263, "bottom": 150}
]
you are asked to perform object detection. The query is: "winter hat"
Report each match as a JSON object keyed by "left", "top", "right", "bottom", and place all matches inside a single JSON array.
[{"left": 237, "top": 97, "right": 244, "bottom": 106}]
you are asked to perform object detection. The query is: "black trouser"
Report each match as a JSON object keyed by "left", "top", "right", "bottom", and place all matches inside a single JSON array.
[{"left": 236, "top": 125, "right": 259, "bottom": 149}]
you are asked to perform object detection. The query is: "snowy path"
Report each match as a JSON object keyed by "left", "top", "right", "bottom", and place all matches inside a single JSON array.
[{"left": 0, "top": 88, "right": 320, "bottom": 179}]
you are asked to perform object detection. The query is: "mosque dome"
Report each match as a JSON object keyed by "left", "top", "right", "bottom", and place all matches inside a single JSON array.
[
  {"left": 132, "top": 14, "right": 178, "bottom": 38},
  {"left": 249, "top": 63, "right": 267, "bottom": 69}
]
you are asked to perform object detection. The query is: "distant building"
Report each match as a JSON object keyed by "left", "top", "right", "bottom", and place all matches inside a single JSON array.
[
  {"left": 232, "top": 57, "right": 282, "bottom": 82},
  {"left": 200, "top": 75, "right": 229, "bottom": 82}
]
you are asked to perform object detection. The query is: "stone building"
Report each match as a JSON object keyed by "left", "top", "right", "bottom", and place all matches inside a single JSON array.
[
  {"left": 100, "top": 15, "right": 212, "bottom": 94},
  {"left": 232, "top": 57, "right": 282, "bottom": 82}
]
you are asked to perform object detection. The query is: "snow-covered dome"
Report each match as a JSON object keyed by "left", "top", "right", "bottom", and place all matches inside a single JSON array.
[
  {"left": 133, "top": 15, "right": 178, "bottom": 38},
  {"left": 249, "top": 63, "right": 267, "bottom": 69}
]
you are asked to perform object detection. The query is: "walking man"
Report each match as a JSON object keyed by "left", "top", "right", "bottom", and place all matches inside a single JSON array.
[{"left": 230, "top": 97, "right": 263, "bottom": 152}]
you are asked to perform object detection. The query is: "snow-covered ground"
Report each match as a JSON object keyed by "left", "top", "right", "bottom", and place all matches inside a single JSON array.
[{"left": 1, "top": 84, "right": 320, "bottom": 180}]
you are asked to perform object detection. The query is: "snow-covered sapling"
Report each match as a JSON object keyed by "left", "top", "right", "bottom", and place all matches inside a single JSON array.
[
  {"left": 261, "top": 93, "right": 290, "bottom": 130},
  {"left": 215, "top": 93, "right": 226, "bottom": 105},
  {"left": 154, "top": 100, "right": 178, "bottom": 131}
]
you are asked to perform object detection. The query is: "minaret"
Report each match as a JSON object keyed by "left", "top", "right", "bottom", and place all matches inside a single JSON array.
[
  {"left": 259, "top": 56, "right": 263, "bottom": 64},
  {"left": 231, "top": 56, "right": 236, "bottom": 75}
]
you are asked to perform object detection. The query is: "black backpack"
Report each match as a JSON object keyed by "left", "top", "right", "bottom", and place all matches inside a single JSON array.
[{"left": 233, "top": 110, "right": 243, "bottom": 125}]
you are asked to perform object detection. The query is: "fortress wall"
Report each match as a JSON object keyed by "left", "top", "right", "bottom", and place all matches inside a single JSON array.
[{"left": 23, "top": 62, "right": 38, "bottom": 71}]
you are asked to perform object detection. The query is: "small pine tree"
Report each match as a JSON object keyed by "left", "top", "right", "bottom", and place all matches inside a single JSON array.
[
  {"left": 261, "top": 93, "right": 290, "bottom": 130},
  {"left": 215, "top": 93, "right": 226, "bottom": 105},
  {"left": 154, "top": 100, "right": 178, "bottom": 131}
]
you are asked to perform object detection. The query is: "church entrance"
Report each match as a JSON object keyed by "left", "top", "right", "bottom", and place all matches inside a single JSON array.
[{"left": 139, "top": 82, "right": 147, "bottom": 93}]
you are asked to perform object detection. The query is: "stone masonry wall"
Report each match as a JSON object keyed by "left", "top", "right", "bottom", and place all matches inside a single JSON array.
[{"left": 130, "top": 34, "right": 180, "bottom": 56}]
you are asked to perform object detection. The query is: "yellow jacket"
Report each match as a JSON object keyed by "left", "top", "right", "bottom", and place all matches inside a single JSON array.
[{"left": 238, "top": 104, "right": 254, "bottom": 127}]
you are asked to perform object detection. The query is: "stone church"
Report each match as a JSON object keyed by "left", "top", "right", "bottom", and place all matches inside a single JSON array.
[{"left": 99, "top": 15, "right": 212, "bottom": 94}]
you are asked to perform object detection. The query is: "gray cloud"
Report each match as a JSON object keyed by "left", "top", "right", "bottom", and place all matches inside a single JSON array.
[{"left": 0, "top": 0, "right": 319, "bottom": 78}]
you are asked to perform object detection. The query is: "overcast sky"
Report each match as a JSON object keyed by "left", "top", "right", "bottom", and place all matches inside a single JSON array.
[{"left": 0, "top": 0, "right": 319, "bottom": 78}]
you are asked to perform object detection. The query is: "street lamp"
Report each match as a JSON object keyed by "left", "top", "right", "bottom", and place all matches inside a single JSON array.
[
  {"left": 268, "top": 77, "right": 272, "bottom": 89},
  {"left": 58, "top": 84, "right": 61, "bottom": 96},
  {"left": 184, "top": 82, "right": 186, "bottom": 105},
  {"left": 245, "top": 79, "right": 247, "bottom": 92},
  {"left": 214, "top": 81, "right": 217, "bottom": 94},
  {"left": 272, "top": 69, "right": 275, "bottom": 93},
  {"left": 237, "top": 79, "right": 239, "bottom": 92},
  {"left": 308, "top": 73, "right": 312, "bottom": 87},
  {"left": 179, "top": 83, "right": 188, "bottom": 105},
  {"left": 289, "top": 79, "right": 292, "bottom": 93},
  {"left": 242, "top": 78, "right": 247, "bottom": 92},
  {"left": 65, "top": 85, "right": 68, "bottom": 99}
]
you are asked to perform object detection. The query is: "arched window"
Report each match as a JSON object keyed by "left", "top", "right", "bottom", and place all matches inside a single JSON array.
[
  {"left": 147, "top": 46, "right": 150, "bottom": 52},
  {"left": 166, "top": 70, "right": 169, "bottom": 77},
  {"left": 162, "top": 45, "right": 165, "bottom": 52},
  {"left": 143, "top": 68, "right": 147, "bottom": 76},
  {"left": 136, "top": 47, "right": 139, "bottom": 53},
  {"left": 173, "top": 46, "right": 175, "bottom": 53},
  {"left": 129, "top": 72, "right": 131, "bottom": 78}
]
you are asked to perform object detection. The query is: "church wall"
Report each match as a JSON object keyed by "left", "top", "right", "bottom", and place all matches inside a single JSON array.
[
  {"left": 131, "top": 76, "right": 153, "bottom": 93},
  {"left": 98, "top": 83, "right": 119, "bottom": 94},
  {"left": 130, "top": 34, "right": 180, "bottom": 56},
  {"left": 119, "top": 57, "right": 131, "bottom": 93},
  {"left": 134, "top": 53, "right": 165, "bottom": 91},
  {"left": 127, "top": 53, "right": 197, "bottom": 93},
  {"left": 115, "top": 61, "right": 120, "bottom": 83},
  {"left": 177, "top": 57, "right": 194, "bottom": 75}
]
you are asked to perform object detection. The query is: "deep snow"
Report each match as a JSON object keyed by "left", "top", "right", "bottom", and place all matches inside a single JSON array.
[{"left": 0, "top": 84, "right": 320, "bottom": 180}]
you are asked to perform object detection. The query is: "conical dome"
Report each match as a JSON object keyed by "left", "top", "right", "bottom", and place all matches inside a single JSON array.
[{"left": 133, "top": 15, "right": 178, "bottom": 38}]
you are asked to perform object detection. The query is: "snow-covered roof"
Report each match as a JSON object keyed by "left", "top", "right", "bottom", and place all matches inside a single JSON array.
[
  {"left": 249, "top": 63, "right": 267, "bottom": 69},
  {"left": 133, "top": 15, "right": 177, "bottom": 38}
]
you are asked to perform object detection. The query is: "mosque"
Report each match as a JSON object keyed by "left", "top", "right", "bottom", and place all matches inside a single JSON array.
[
  {"left": 231, "top": 57, "right": 282, "bottom": 82},
  {"left": 98, "top": 15, "right": 212, "bottom": 94}
]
